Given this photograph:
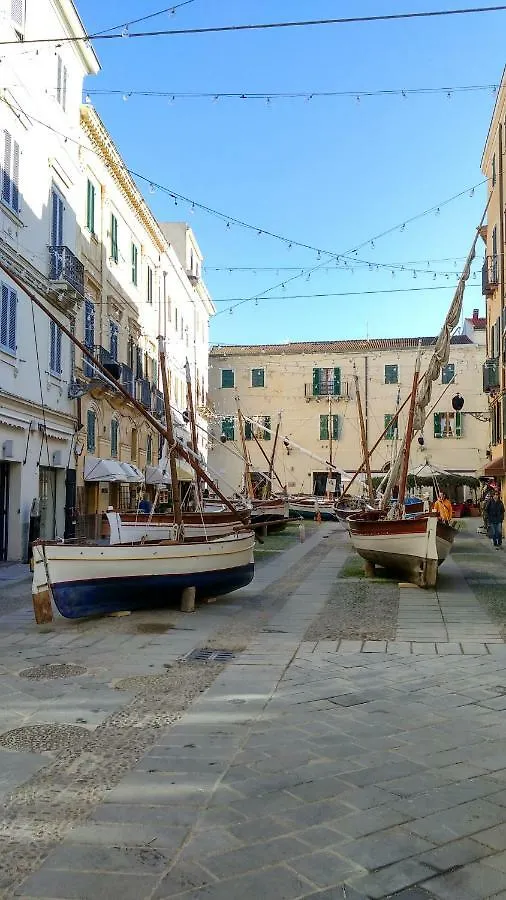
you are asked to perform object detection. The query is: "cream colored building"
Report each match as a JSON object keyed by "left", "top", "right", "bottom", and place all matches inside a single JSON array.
[
  {"left": 481, "top": 65, "right": 506, "bottom": 488},
  {"left": 73, "top": 106, "right": 214, "bottom": 530},
  {"left": 208, "top": 327, "right": 488, "bottom": 498}
]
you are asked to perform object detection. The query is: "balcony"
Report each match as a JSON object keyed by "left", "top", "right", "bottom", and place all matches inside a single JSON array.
[
  {"left": 483, "top": 357, "right": 500, "bottom": 392},
  {"left": 482, "top": 256, "right": 499, "bottom": 296},
  {"left": 135, "top": 377, "right": 152, "bottom": 409},
  {"left": 153, "top": 389, "right": 165, "bottom": 419},
  {"left": 83, "top": 345, "right": 121, "bottom": 382},
  {"left": 49, "top": 245, "right": 85, "bottom": 299},
  {"left": 304, "top": 381, "right": 349, "bottom": 400},
  {"left": 121, "top": 364, "right": 134, "bottom": 397},
  {"left": 186, "top": 268, "right": 200, "bottom": 286}
]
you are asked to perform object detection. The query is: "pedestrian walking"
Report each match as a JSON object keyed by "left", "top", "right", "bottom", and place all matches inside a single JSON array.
[{"left": 487, "top": 491, "right": 504, "bottom": 548}]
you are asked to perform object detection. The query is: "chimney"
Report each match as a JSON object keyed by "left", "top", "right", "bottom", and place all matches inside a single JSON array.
[{"left": 472, "top": 308, "right": 479, "bottom": 322}]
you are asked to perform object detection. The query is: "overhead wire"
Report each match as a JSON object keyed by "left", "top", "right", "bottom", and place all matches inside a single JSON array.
[
  {"left": 2, "top": 5, "right": 506, "bottom": 45},
  {"left": 92, "top": 0, "right": 199, "bottom": 37}
]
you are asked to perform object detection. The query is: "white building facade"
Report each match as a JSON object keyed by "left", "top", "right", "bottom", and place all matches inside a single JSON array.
[{"left": 0, "top": 0, "right": 99, "bottom": 561}]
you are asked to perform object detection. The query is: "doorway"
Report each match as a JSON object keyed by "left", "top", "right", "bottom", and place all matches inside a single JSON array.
[
  {"left": 313, "top": 471, "right": 341, "bottom": 497},
  {"left": 39, "top": 466, "right": 56, "bottom": 540},
  {"left": 0, "top": 462, "right": 9, "bottom": 561}
]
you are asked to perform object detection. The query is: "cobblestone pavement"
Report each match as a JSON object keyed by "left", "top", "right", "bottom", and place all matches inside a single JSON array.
[{"left": 3, "top": 523, "right": 506, "bottom": 898}]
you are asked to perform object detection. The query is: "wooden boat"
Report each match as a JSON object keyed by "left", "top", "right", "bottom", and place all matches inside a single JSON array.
[
  {"left": 32, "top": 530, "right": 255, "bottom": 619},
  {"left": 106, "top": 510, "right": 245, "bottom": 544},
  {"left": 349, "top": 511, "right": 456, "bottom": 588},
  {"left": 251, "top": 497, "right": 289, "bottom": 525},
  {"left": 289, "top": 497, "right": 338, "bottom": 521}
]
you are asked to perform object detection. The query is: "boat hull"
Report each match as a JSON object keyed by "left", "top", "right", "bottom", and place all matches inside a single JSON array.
[
  {"left": 107, "top": 511, "right": 244, "bottom": 544},
  {"left": 349, "top": 515, "right": 456, "bottom": 587},
  {"left": 289, "top": 499, "right": 338, "bottom": 521},
  {"left": 250, "top": 499, "right": 289, "bottom": 524},
  {"left": 32, "top": 532, "right": 255, "bottom": 619}
]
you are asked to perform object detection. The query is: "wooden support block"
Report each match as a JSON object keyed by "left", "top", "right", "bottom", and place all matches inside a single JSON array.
[
  {"left": 32, "top": 589, "right": 53, "bottom": 625},
  {"left": 181, "top": 585, "right": 196, "bottom": 613},
  {"left": 364, "top": 561, "right": 375, "bottom": 578}
]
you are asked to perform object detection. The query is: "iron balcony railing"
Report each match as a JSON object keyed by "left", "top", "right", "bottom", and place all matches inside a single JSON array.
[
  {"left": 49, "top": 245, "right": 85, "bottom": 297},
  {"left": 482, "top": 256, "right": 499, "bottom": 296},
  {"left": 135, "top": 377, "right": 152, "bottom": 409},
  {"left": 304, "top": 381, "right": 349, "bottom": 399},
  {"left": 153, "top": 388, "right": 164, "bottom": 419},
  {"left": 121, "top": 364, "right": 134, "bottom": 397}
]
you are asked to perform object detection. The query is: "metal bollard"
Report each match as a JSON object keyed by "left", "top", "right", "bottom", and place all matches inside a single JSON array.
[{"left": 299, "top": 523, "right": 306, "bottom": 543}]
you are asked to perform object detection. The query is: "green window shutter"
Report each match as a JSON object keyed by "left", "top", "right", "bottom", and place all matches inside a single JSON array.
[
  {"left": 385, "top": 364, "right": 398, "bottom": 384},
  {"left": 434, "top": 412, "right": 442, "bottom": 438},
  {"left": 86, "top": 409, "right": 96, "bottom": 453},
  {"left": 455, "top": 411, "right": 462, "bottom": 438},
  {"left": 111, "top": 214, "right": 118, "bottom": 262},
  {"left": 333, "top": 367, "right": 341, "bottom": 395},
  {"left": 245, "top": 420, "right": 253, "bottom": 440},
  {"left": 332, "top": 414, "right": 340, "bottom": 440},
  {"left": 222, "top": 416, "right": 234, "bottom": 441},
  {"left": 221, "top": 369, "right": 235, "bottom": 388},
  {"left": 441, "top": 363, "right": 455, "bottom": 385},
  {"left": 313, "top": 368, "right": 320, "bottom": 396},
  {"left": 110, "top": 419, "right": 118, "bottom": 457},
  {"left": 251, "top": 368, "right": 264, "bottom": 387},
  {"left": 384, "top": 414, "right": 394, "bottom": 440},
  {"left": 86, "top": 180, "right": 95, "bottom": 233},
  {"left": 319, "top": 414, "right": 329, "bottom": 440},
  {"left": 263, "top": 416, "right": 271, "bottom": 440},
  {"left": 131, "top": 244, "right": 138, "bottom": 285}
]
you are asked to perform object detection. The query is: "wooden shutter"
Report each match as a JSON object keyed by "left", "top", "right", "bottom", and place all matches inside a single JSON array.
[
  {"left": 332, "top": 414, "right": 339, "bottom": 440},
  {"left": 0, "top": 284, "right": 8, "bottom": 348},
  {"left": 222, "top": 416, "right": 234, "bottom": 440},
  {"left": 313, "top": 368, "right": 320, "bottom": 396},
  {"left": 319, "top": 415, "right": 329, "bottom": 440},
  {"left": 7, "top": 287, "right": 16, "bottom": 351},
  {"left": 221, "top": 369, "right": 234, "bottom": 388},
  {"left": 84, "top": 299, "right": 94, "bottom": 346},
  {"left": 11, "top": 139, "right": 19, "bottom": 211},
  {"left": 455, "top": 411, "right": 462, "bottom": 438},
  {"left": 86, "top": 410, "right": 95, "bottom": 452},
  {"left": 2, "top": 131, "right": 11, "bottom": 205},
  {"left": 111, "top": 420, "right": 118, "bottom": 457},
  {"left": 333, "top": 367, "right": 341, "bottom": 395},
  {"left": 245, "top": 420, "right": 253, "bottom": 440},
  {"left": 86, "top": 180, "right": 95, "bottom": 232},
  {"left": 50, "top": 320, "right": 56, "bottom": 372},
  {"left": 434, "top": 413, "right": 442, "bottom": 438}
]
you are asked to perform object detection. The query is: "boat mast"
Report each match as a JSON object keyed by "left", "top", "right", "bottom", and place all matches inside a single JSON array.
[
  {"left": 159, "top": 341, "right": 183, "bottom": 531},
  {"left": 185, "top": 359, "right": 201, "bottom": 506},
  {"left": 396, "top": 343, "right": 422, "bottom": 516},
  {"left": 236, "top": 401, "right": 255, "bottom": 500},
  {"left": 353, "top": 363, "right": 375, "bottom": 502},
  {"left": 268, "top": 412, "right": 283, "bottom": 494},
  {"left": 0, "top": 258, "right": 250, "bottom": 524}
]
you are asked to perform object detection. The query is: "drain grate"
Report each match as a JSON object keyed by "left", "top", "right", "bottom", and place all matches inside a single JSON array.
[
  {"left": 181, "top": 648, "right": 236, "bottom": 663},
  {"left": 19, "top": 663, "right": 87, "bottom": 680}
]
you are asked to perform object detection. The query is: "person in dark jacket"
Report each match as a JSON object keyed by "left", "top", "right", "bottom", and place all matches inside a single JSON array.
[{"left": 487, "top": 491, "right": 505, "bottom": 548}]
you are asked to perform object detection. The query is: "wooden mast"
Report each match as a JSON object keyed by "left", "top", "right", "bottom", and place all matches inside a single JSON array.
[
  {"left": 396, "top": 343, "right": 422, "bottom": 516},
  {"left": 0, "top": 259, "right": 250, "bottom": 525},
  {"left": 353, "top": 363, "right": 375, "bottom": 502},
  {"left": 268, "top": 412, "right": 282, "bottom": 495},
  {"left": 185, "top": 359, "right": 201, "bottom": 505},
  {"left": 236, "top": 401, "right": 254, "bottom": 500},
  {"left": 159, "top": 341, "right": 183, "bottom": 531}
]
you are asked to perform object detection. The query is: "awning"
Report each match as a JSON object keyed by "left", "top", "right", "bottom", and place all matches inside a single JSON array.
[
  {"left": 145, "top": 465, "right": 171, "bottom": 485},
  {"left": 151, "top": 457, "right": 194, "bottom": 483},
  {"left": 482, "top": 457, "right": 505, "bottom": 477},
  {"left": 84, "top": 457, "right": 143, "bottom": 483},
  {"left": 0, "top": 416, "right": 25, "bottom": 431}
]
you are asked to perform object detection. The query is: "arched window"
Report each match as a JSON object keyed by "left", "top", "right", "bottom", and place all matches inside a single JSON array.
[
  {"left": 111, "top": 419, "right": 119, "bottom": 458},
  {"left": 86, "top": 408, "right": 96, "bottom": 453},
  {"left": 146, "top": 434, "right": 153, "bottom": 465}
]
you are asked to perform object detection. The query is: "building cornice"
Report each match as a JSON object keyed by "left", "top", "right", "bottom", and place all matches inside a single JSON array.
[
  {"left": 52, "top": 0, "right": 100, "bottom": 75},
  {"left": 481, "top": 65, "right": 506, "bottom": 171},
  {"left": 80, "top": 106, "right": 169, "bottom": 255}
]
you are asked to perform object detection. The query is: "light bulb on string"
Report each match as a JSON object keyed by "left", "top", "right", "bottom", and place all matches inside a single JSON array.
[
  {"left": 122, "top": 25, "right": 129, "bottom": 37},
  {"left": 402, "top": 91, "right": 407, "bottom": 99},
  {"left": 447, "top": 91, "right": 452, "bottom": 99},
  {"left": 85, "top": 93, "right": 91, "bottom": 104},
  {"left": 213, "top": 95, "right": 219, "bottom": 103},
  {"left": 391, "top": 270, "right": 395, "bottom": 278},
  {"left": 226, "top": 221, "right": 230, "bottom": 229},
  {"left": 413, "top": 270, "right": 417, "bottom": 279},
  {"left": 257, "top": 229, "right": 262, "bottom": 236},
  {"left": 190, "top": 202, "right": 195, "bottom": 214},
  {"left": 435, "top": 207, "right": 440, "bottom": 216},
  {"left": 122, "top": 93, "right": 130, "bottom": 102},
  {"left": 266, "top": 97, "right": 271, "bottom": 106},
  {"left": 355, "top": 95, "right": 361, "bottom": 103},
  {"left": 229, "top": 308, "right": 233, "bottom": 315},
  {"left": 469, "top": 187, "right": 475, "bottom": 197},
  {"left": 401, "top": 224, "right": 406, "bottom": 232},
  {"left": 305, "top": 94, "right": 313, "bottom": 102},
  {"left": 149, "top": 184, "right": 156, "bottom": 194},
  {"left": 433, "top": 272, "right": 437, "bottom": 280},
  {"left": 371, "top": 240, "right": 375, "bottom": 249}
]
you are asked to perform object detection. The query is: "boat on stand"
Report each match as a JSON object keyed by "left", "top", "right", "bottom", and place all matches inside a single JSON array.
[
  {"left": 346, "top": 219, "right": 483, "bottom": 586},
  {"left": 0, "top": 264, "right": 258, "bottom": 622}
]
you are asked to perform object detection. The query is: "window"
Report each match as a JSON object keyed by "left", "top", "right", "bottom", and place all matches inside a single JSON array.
[
  {"left": 49, "top": 320, "right": 62, "bottom": 375},
  {"left": 131, "top": 243, "right": 138, "bottom": 285},
  {"left": 384, "top": 414, "right": 397, "bottom": 440},
  {"left": 221, "top": 369, "right": 235, "bottom": 388},
  {"left": 384, "top": 364, "right": 399, "bottom": 384},
  {"left": 146, "top": 434, "right": 153, "bottom": 465},
  {"left": 434, "top": 411, "right": 462, "bottom": 439},
  {"left": 50, "top": 187, "right": 64, "bottom": 248},
  {"left": 110, "top": 419, "right": 119, "bottom": 458},
  {"left": 86, "top": 409, "right": 96, "bottom": 453},
  {"left": 56, "top": 55, "right": 67, "bottom": 111},
  {"left": 245, "top": 416, "right": 270, "bottom": 440},
  {"left": 492, "top": 154, "right": 497, "bottom": 187},
  {"left": 174, "top": 307, "right": 178, "bottom": 331},
  {"left": 319, "top": 414, "right": 340, "bottom": 440},
  {"left": 109, "top": 321, "right": 119, "bottom": 361},
  {"left": 0, "top": 282, "right": 16, "bottom": 353},
  {"left": 1, "top": 130, "right": 20, "bottom": 213},
  {"left": 312, "top": 367, "right": 340, "bottom": 396},
  {"left": 86, "top": 179, "right": 95, "bottom": 233},
  {"left": 441, "top": 363, "right": 455, "bottom": 385},
  {"left": 135, "top": 345, "right": 143, "bottom": 379},
  {"left": 251, "top": 367, "right": 265, "bottom": 387},
  {"left": 110, "top": 213, "right": 118, "bottom": 262},
  {"left": 147, "top": 265, "right": 153, "bottom": 303},
  {"left": 83, "top": 298, "right": 95, "bottom": 376},
  {"left": 221, "top": 416, "right": 235, "bottom": 441}
]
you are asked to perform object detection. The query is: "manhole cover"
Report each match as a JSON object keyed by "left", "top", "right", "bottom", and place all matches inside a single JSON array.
[
  {"left": 136, "top": 623, "right": 173, "bottom": 634},
  {"left": 19, "top": 663, "right": 87, "bottom": 680},
  {"left": 0, "top": 724, "right": 90, "bottom": 753},
  {"left": 181, "top": 648, "right": 236, "bottom": 663}
]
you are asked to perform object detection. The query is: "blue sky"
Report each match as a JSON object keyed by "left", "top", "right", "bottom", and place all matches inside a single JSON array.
[{"left": 79, "top": 1, "right": 506, "bottom": 344}]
